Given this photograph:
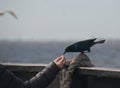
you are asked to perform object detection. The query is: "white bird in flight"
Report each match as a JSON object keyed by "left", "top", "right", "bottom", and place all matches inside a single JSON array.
[{"left": 0, "top": 10, "right": 18, "bottom": 19}]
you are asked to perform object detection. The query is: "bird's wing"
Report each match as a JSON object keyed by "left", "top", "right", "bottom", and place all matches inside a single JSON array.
[
  {"left": 6, "top": 10, "right": 18, "bottom": 19},
  {"left": 0, "top": 10, "right": 18, "bottom": 19},
  {"left": 0, "top": 11, "right": 4, "bottom": 15}
]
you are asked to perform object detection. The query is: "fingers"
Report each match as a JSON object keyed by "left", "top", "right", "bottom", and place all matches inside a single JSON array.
[
  {"left": 54, "top": 55, "right": 66, "bottom": 63},
  {"left": 54, "top": 56, "right": 62, "bottom": 62},
  {"left": 59, "top": 55, "right": 66, "bottom": 64},
  {"left": 53, "top": 55, "right": 66, "bottom": 69}
]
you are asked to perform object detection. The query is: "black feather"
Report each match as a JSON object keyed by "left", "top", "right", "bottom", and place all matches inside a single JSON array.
[{"left": 63, "top": 38, "right": 105, "bottom": 54}]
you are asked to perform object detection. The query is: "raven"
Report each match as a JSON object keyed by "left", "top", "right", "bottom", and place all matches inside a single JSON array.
[{"left": 63, "top": 38, "right": 105, "bottom": 54}]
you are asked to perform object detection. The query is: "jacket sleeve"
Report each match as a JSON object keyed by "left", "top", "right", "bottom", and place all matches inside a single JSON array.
[
  {"left": 0, "top": 64, "right": 24, "bottom": 88},
  {"left": 24, "top": 62, "right": 60, "bottom": 88}
]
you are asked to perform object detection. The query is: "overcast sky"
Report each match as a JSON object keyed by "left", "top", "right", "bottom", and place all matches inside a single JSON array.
[{"left": 0, "top": 0, "right": 120, "bottom": 41}]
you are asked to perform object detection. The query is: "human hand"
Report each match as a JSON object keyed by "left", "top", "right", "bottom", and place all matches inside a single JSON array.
[{"left": 53, "top": 55, "right": 66, "bottom": 69}]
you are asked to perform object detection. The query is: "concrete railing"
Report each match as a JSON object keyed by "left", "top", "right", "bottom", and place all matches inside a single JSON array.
[{"left": 2, "top": 63, "right": 120, "bottom": 88}]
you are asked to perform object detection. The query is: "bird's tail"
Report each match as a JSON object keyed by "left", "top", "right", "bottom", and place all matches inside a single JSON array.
[{"left": 94, "top": 40, "right": 105, "bottom": 44}]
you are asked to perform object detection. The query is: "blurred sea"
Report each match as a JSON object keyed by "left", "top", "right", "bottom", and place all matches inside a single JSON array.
[{"left": 0, "top": 40, "right": 120, "bottom": 68}]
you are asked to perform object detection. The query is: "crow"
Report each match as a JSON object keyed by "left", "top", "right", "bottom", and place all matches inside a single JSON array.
[{"left": 63, "top": 38, "right": 105, "bottom": 54}]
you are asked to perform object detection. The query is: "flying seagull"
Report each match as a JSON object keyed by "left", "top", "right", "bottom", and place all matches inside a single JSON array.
[{"left": 0, "top": 10, "right": 18, "bottom": 19}]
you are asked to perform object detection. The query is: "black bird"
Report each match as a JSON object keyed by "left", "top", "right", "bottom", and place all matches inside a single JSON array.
[{"left": 63, "top": 38, "right": 105, "bottom": 54}]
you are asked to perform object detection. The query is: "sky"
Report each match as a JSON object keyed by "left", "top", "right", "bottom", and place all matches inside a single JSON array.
[{"left": 0, "top": 0, "right": 120, "bottom": 41}]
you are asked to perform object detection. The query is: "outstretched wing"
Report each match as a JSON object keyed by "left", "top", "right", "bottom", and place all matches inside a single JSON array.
[
  {"left": 6, "top": 10, "right": 18, "bottom": 19},
  {"left": 0, "top": 10, "right": 18, "bottom": 19}
]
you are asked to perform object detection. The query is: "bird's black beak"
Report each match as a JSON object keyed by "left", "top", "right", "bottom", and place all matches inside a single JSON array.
[{"left": 63, "top": 51, "right": 66, "bottom": 55}]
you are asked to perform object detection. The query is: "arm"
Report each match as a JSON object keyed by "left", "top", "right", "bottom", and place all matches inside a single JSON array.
[
  {"left": 24, "top": 55, "right": 66, "bottom": 88},
  {"left": 0, "top": 64, "right": 24, "bottom": 88}
]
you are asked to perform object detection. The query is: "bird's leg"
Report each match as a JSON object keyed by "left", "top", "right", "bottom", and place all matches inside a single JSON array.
[{"left": 87, "top": 48, "right": 91, "bottom": 52}]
